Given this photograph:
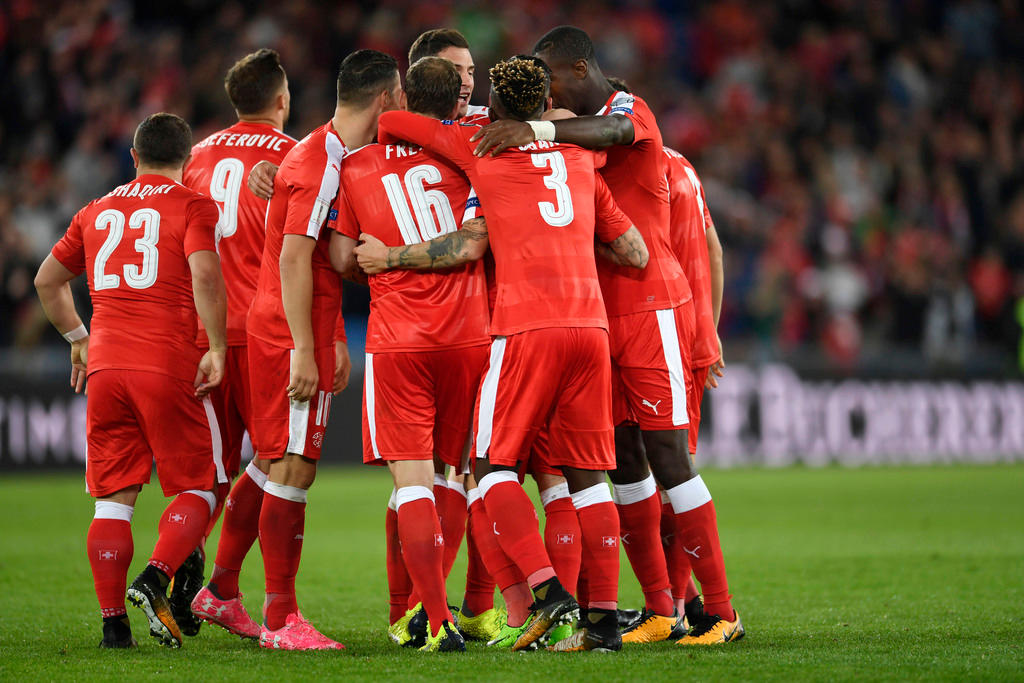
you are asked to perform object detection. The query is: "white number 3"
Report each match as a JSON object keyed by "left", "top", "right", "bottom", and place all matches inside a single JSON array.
[
  {"left": 532, "top": 152, "right": 574, "bottom": 228},
  {"left": 93, "top": 208, "right": 161, "bottom": 290}
]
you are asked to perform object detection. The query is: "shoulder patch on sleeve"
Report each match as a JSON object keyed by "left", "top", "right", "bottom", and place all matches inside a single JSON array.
[{"left": 609, "top": 92, "right": 635, "bottom": 115}]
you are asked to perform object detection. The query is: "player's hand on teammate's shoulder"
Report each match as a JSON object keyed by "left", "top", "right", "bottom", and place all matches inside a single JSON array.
[
  {"left": 194, "top": 348, "right": 226, "bottom": 398},
  {"left": 248, "top": 160, "right": 279, "bottom": 200},
  {"left": 471, "top": 119, "right": 534, "bottom": 157},
  {"left": 706, "top": 334, "right": 725, "bottom": 389},
  {"left": 287, "top": 348, "right": 318, "bottom": 402},
  {"left": 354, "top": 233, "right": 389, "bottom": 274},
  {"left": 333, "top": 341, "right": 351, "bottom": 395},
  {"left": 70, "top": 338, "right": 89, "bottom": 394}
]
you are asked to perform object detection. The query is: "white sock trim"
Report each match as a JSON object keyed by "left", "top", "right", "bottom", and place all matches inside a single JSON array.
[
  {"left": 666, "top": 475, "right": 712, "bottom": 514},
  {"left": 478, "top": 470, "right": 519, "bottom": 498},
  {"left": 571, "top": 483, "right": 613, "bottom": 510},
  {"left": 612, "top": 473, "right": 658, "bottom": 506},
  {"left": 245, "top": 459, "right": 268, "bottom": 489},
  {"left": 94, "top": 500, "right": 134, "bottom": 522},
  {"left": 448, "top": 481, "right": 467, "bottom": 498},
  {"left": 434, "top": 473, "right": 448, "bottom": 489},
  {"left": 182, "top": 489, "right": 217, "bottom": 515},
  {"left": 467, "top": 488, "right": 482, "bottom": 506},
  {"left": 388, "top": 488, "right": 398, "bottom": 512},
  {"left": 395, "top": 485, "right": 435, "bottom": 509},
  {"left": 264, "top": 481, "right": 309, "bottom": 504},
  {"left": 540, "top": 482, "right": 570, "bottom": 508}
]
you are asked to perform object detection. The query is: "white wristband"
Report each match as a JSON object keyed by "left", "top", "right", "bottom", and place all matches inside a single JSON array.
[
  {"left": 527, "top": 120, "right": 555, "bottom": 142},
  {"left": 62, "top": 325, "right": 89, "bottom": 343}
]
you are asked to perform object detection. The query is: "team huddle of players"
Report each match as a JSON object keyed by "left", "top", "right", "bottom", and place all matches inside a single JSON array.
[{"left": 34, "top": 24, "right": 740, "bottom": 653}]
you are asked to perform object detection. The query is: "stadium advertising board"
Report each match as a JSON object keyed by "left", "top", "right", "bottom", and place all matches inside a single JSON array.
[{"left": 1, "top": 364, "right": 1021, "bottom": 470}]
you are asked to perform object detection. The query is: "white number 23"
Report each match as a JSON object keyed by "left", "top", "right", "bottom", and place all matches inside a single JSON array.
[{"left": 93, "top": 208, "right": 161, "bottom": 290}]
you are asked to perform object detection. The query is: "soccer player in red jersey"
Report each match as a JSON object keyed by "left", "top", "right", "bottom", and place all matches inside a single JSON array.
[
  {"left": 408, "top": 28, "right": 490, "bottom": 125},
  {"left": 660, "top": 146, "right": 727, "bottom": 629},
  {"left": 472, "top": 26, "right": 744, "bottom": 645},
  {"left": 362, "top": 56, "right": 649, "bottom": 652},
  {"left": 177, "top": 48, "right": 298, "bottom": 640},
  {"left": 327, "top": 56, "right": 491, "bottom": 653},
  {"left": 33, "top": 113, "right": 227, "bottom": 649},
  {"left": 245, "top": 49, "right": 402, "bottom": 651}
]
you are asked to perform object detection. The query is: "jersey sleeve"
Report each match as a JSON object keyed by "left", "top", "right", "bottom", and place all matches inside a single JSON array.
[
  {"left": 606, "top": 92, "right": 653, "bottom": 145},
  {"left": 282, "top": 152, "right": 341, "bottom": 240},
  {"left": 328, "top": 180, "right": 361, "bottom": 240},
  {"left": 184, "top": 195, "right": 220, "bottom": 256},
  {"left": 51, "top": 211, "right": 87, "bottom": 275},
  {"left": 378, "top": 112, "right": 476, "bottom": 173},
  {"left": 461, "top": 187, "right": 483, "bottom": 224},
  {"left": 594, "top": 173, "right": 633, "bottom": 243}
]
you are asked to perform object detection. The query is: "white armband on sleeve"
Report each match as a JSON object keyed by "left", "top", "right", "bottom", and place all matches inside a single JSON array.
[
  {"left": 63, "top": 325, "right": 89, "bottom": 343},
  {"left": 527, "top": 120, "right": 556, "bottom": 142}
]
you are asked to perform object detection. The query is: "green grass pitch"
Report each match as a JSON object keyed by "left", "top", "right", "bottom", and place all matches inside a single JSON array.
[{"left": 0, "top": 464, "right": 1021, "bottom": 680}]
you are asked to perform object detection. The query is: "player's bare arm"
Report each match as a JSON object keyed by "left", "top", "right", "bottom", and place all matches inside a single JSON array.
[
  {"left": 706, "top": 222, "right": 725, "bottom": 388},
  {"left": 471, "top": 115, "right": 634, "bottom": 156},
  {"left": 34, "top": 254, "right": 89, "bottom": 393},
  {"left": 596, "top": 225, "right": 648, "bottom": 269},
  {"left": 355, "top": 217, "right": 489, "bottom": 274},
  {"left": 329, "top": 232, "right": 362, "bottom": 282},
  {"left": 188, "top": 249, "right": 227, "bottom": 397},
  {"left": 248, "top": 160, "right": 279, "bottom": 200},
  {"left": 333, "top": 339, "right": 351, "bottom": 395},
  {"left": 280, "top": 233, "right": 318, "bottom": 402}
]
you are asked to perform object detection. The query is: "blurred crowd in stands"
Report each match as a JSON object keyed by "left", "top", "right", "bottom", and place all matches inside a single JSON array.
[{"left": 2, "top": 0, "right": 1022, "bottom": 372}]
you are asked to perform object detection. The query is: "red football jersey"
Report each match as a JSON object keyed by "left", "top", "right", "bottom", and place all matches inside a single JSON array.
[
  {"left": 50, "top": 174, "right": 219, "bottom": 381},
  {"left": 330, "top": 142, "right": 489, "bottom": 352},
  {"left": 461, "top": 104, "right": 491, "bottom": 125},
  {"left": 594, "top": 91, "right": 690, "bottom": 317},
  {"left": 247, "top": 121, "right": 347, "bottom": 349},
  {"left": 378, "top": 111, "right": 633, "bottom": 336},
  {"left": 664, "top": 147, "right": 719, "bottom": 368},
  {"left": 184, "top": 121, "right": 296, "bottom": 346}
]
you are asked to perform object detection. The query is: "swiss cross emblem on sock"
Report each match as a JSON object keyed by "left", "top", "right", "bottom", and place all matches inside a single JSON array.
[
  {"left": 556, "top": 533, "right": 575, "bottom": 545},
  {"left": 601, "top": 536, "right": 618, "bottom": 548},
  {"left": 434, "top": 533, "right": 445, "bottom": 547},
  {"left": 98, "top": 550, "right": 118, "bottom": 561},
  {"left": 169, "top": 512, "right": 188, "bottom": 524}
]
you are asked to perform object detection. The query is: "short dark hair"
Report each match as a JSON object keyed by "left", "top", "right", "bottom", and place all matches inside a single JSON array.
[
  {"left": 490, "top": 57, "right": 549, "bottom": 121},
  {"left": 533, "top": 25, "right": 596, "bottom": 64},
  {"left": 336, "top": 50, "right": 399, "bottom": 107},
  {"left": 408, "top": 28, "right": 470, "bottom": 64},
  {"left": 224, "top": 48, "right": 286, "bottom": 114},
  {"left": 606, "top": 76, "right": 631, "bottom": 93},
  {"left": 133, "top": 113, "right": 192, "bottom": 167},
  {"left": 406, "top": 57, "right": 460, "bottom": 120}
]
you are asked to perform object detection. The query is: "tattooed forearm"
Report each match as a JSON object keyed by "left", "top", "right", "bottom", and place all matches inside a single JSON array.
[
  {"left": 600, "top": 226, "right": 649, "bottom": 269},
  {"left": 385, "top": 217, "right": 489, "bottom": 270}
]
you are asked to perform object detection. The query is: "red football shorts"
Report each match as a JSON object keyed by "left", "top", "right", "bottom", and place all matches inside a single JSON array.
[
  {"left": 205, "top": 344, "right": 252, "bottom": 479},
  {"left": 688, "top": 365, "right": 710, "bottom": 455},
  {"left": 475, "top": 327, "right": 614, "bottom": 471},
  {"left": 609, "top": 302, "right": 695, "bottom": 431},
  {"left": 85, "top": 369, "right": 221, "bottom": 498},
  {"left": 363, "top": 344, "right": 488, "bottom": 467},
  {"left": 525, "top": 429, "right": 562, "bottom": 477},
  {"left": 247, "top": 335, "right": 335, "bottom": 461}
]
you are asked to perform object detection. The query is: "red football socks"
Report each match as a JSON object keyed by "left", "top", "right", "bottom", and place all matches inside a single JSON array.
[
  {"left": 385, "top": 495, "right": 413, "bottom": 623},
  {"left": 87, "top": 506, "right": 134, "bottom": 618},
  {"left": 150, "top": 492, "right": 212, "bottom": 578},
  {"left": 667, "top": 476, "right": 734, "bottom": 621},
  {"left": 479, "top": 473, "right": 553, "bottom": 582},
  {"left": 463, "top": 513, "right": 495, "bottom": 616},
  {"left": 467, "top": 489, "right": 530, "bottom": 625},
  {"left": 438, "top": 481, "right": 468, "bottom": 579},
  {"left": 210, "top": 467, "right": 265, "bottom": 599},
  {"left": 542, "top": 494, "right": 581, "bottom": 595},
  {"left": 573, "top": 484, "right": 620, "bottom": 609},
  {"left": 615, "top": 478, "right": 673, "bottom": 616},
  {"left": 661, "top": 499, "right": 699, "bottom": 608},
  {"left": 396, "top": 487, "right": 451, "bottom": 637},
  {"left": 259, "top": 484, "right": 306, "bottom": 630}
]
